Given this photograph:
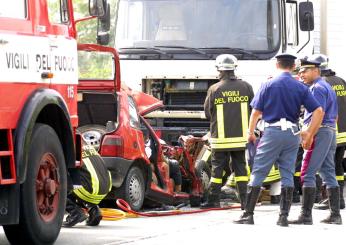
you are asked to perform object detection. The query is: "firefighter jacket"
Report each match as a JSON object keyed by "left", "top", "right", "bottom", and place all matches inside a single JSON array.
[
  {"left": 73, "top": 145, "right": 112, "bottom": 205},
  {"left": 204, "top": 77, "right": 254, "bottom": 150},
  {"left": 324, "top": 70, "right": 346, "bottom": 146}
]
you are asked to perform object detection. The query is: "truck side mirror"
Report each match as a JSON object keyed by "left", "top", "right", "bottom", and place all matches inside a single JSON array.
[
  {"left": 97, "top": 3, "right": 111, "bottom": 45},
  {"left": 299, "top": 2, "right": 314, "bottom": 31},
  {"left": 89, "top": 0, "right": 107, "bottom": 17}
]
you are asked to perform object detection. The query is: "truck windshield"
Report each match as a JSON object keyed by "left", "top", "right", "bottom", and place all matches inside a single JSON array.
[{"left": 115, "top": 0, "right": 280, "bottom": 59}]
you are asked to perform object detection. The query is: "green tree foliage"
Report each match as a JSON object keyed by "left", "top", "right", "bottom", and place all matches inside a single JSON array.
[{"left": 73, "top": 0, "right": 118, "bottom": 80}]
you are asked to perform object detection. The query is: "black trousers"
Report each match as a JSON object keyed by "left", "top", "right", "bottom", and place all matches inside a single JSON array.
[
  {"left": 211, "top": 150, "right": 247, "bottom": 184},
  {"left": 335, "top": 146, "right": 345, "bottom": 179}
]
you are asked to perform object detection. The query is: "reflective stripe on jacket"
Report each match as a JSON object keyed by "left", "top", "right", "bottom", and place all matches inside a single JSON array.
[
  {"left": 204, "top": 77, "right": 254, "bottom": 150},
  {"left": 324, "top": 74, "right": 346, "bottom": 145},
  {"left": 73, "top": 145, "right": 112, "bottom": 204}
]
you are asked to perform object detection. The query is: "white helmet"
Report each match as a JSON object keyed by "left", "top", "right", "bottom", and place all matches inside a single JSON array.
[{"left": 215, "top": 54, "right": 238, "bottom": 71}]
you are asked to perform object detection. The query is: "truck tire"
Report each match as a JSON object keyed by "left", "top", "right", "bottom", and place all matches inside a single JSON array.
[
  {"left": 4, "top": 123, "right": 67, "bottom": 245},
  {"left": 119, "top": 166, "right": 145, "bottom": 211}
]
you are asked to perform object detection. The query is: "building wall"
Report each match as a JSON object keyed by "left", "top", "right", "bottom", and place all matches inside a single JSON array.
[{"left": 319, "top": 0, "right": 346, "bottom": 79}]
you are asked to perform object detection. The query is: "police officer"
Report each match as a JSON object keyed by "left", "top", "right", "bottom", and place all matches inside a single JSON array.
[
  {"left": 290, "top": 56, "right": 342, "bottom": 225},
  {"left": 313, "top": 54, "right": 346, "bottom": 210},
  {"left": 234, "top": 54, "right": 323, "bottom": 226},
  {"left": 63, "top": 143, "right": 112, "bottom": 227},
  {"left": 202, "top": 54, "right": 254, "bottom": 209}
]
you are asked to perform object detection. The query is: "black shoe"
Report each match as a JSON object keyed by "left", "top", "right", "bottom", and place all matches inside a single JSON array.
[
  {"left": 233, "top": 212, "right": 254, "bottom": 225},
  {"left": 63, "top": 208, "right": 88, "bottom": 227},
  {"left": 277, "top": 215, "right": 288, "bottom": 227},
  {"left": 314, "top": 198, "right": 329, "bottom": 210},
  {"left": 200, "top": 192, "right": 220, "bottom": 209},
  {"left": 86, "top": 206, "right": 102, "bottom": 226},
  {"left": 200, "top": 201, "right": 220, "bottom": 209},
  {"left": 270, "top": 195, "right": 280, "bottom": 204}
]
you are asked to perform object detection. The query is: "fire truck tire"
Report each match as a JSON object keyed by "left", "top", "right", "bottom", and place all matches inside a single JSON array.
[
  {"left": 3, "top": 123, "right": 67, "bottom": 245},
  {"left": 119, "top": 166, "right": 145, "bottom": 211}
]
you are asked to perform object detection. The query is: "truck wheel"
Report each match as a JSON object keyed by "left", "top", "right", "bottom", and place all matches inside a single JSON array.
[
  {"left": 4, "top": 123, "right": 67, "bottom": 245},
  {"left": 119, "top": 167, "right": 145, "bottom": 211}
]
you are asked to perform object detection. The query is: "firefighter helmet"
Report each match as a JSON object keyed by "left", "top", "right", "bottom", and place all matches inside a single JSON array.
[{"left": 215, "top": 54, "right": 238, "bottom": 71}]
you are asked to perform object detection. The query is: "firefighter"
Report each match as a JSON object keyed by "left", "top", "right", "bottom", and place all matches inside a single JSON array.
[
  {"left": 290, "top": 56, "right": 342, "bottom": 225},
  {"left": 234, "top": 53, "right": 323, "bottom": 226},
  {"left": 63, "top": 143, "right": 112, "bottom": 227},
  {"left": 201, "top": 54, "right": 254, "bottom": 209},
  {"left": 310, "top": 55, "right": 346, "bottom": 210}
]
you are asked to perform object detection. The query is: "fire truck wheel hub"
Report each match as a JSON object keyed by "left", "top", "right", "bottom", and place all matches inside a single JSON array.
[
  {"left": 36, "top": 153, "right": 60, "bottom": 221},
  {"left": 44, "top": 179, "right": 57, "bottom": 196}
]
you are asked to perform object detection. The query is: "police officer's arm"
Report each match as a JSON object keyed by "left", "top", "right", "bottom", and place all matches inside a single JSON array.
[
  {"left": 248, "top": 109, "right": 262, "bottom": 143},
  {"left": 301, "top": 87, "right": 325, "bottom": 149},
  {"left": 204, "top": 87, "right": 213, "bottom": 120},
  {"left": 301, "top": 107, "right": 324, "bottom": 149}
]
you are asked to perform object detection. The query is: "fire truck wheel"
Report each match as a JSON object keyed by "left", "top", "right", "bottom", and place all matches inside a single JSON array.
[
  {"left": 119, "top": 166, "right": 145, "bottom": 211},
  {"left": 3, "top": 123, "right": 67, "bottom": 245}
]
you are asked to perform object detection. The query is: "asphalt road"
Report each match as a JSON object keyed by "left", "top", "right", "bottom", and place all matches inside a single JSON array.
[{"left": 1, "top": 200, "right": 345, "bottom": 245}]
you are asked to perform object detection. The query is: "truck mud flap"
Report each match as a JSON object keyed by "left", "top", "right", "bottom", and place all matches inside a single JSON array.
[{"left": 0, "top": 184, "right": 19, "bottom": 225}]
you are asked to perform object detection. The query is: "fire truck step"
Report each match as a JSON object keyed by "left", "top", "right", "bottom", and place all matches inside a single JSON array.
[{"left": 0, "top": 129, "right": 16, "bottom": 184}]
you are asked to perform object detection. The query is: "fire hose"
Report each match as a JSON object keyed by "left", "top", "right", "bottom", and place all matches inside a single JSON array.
[{"left": 101, "top": 199, "right": 244, "bottom": 220}]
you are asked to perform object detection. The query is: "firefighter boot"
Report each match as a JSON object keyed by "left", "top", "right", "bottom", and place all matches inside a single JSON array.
[
  {"left": 315, "top": 175, "right": 322, "bottom": 203},
  {"left": 289, "top": 187, "right": 315, "bottom": 225},
  {"left": 86, "top": 205, "right": 102, "bottom": 226},
  {"left": 339, "top": 181, "right": 345, "bottom": 210},
  {"left": 236, "top": 181, "right": 248, "bottom": 210},
  {"left": 63, "top": 207, "right": 88, "bottom": 227},
  {"left": 200, "top": 183, "right": 221, "bottom": 209},
  {"left": 292, "top": 176, "right": 301, "bottom": 203},
  {"left": 320, "top": 187, "right": 342, "bottom": 225},
  {"left": 276, "top": 187, "right": 293, "bottom": 227},
  {"left": 233, "top": 186, "right": 261, "bottom": 225},
  {"left": 314, "top": 181, "right": 345, "bottom": 210}
]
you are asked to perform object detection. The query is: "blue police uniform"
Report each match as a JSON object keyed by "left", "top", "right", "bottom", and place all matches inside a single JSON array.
[
  {"left": 249, "top": 72, "right": 319, "bottom": 188},
  {"left": 290, "top": 57, "right": 342, "bottom": 225},
  {"left": 233, "top": 54, "right": 323, "bottom": 226},
  {"left": 233, "top": 54, "right": 321, "bottom": 226},
  {"left": 301, "top": 77, "right": 338, "bottom": 187}
]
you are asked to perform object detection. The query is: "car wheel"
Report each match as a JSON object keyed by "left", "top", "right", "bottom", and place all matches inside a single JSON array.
[
  {"left": 4, "top": 123, "right": 67, "bottom": 245},
  {"left": 196, "top": 160, "right": 211, "bottom": 193},
  {"left": 120, "top": 167, "right": 145, "bottom": 211}
]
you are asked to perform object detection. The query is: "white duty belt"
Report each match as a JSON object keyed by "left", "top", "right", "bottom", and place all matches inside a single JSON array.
[{"left": 264, "top": 118, "right": 299, "bottom": 134}]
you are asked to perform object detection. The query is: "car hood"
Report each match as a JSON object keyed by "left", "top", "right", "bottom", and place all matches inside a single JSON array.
[{"left": 122, "top": 85, "right": 163, "bottom": 116}]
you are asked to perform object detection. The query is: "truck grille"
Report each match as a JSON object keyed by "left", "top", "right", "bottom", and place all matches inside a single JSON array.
[{"left": 165, "top": 92, "right": 206, "bottom": 108}]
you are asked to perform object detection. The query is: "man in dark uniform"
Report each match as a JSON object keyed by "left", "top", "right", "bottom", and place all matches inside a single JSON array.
[
  {"left": 290, "top": 56, "right": 342, "bottom": 225},
  {"left": 312, "top": 54, "right": 346, "bottom": 210},
  {"left": 234, "top": 54, "right": 323, "bottom": 226},
  {"left": 202, "top": 54, "right": 254, "bottom": 209},
  {"left": 63, "top": 143, "right": 112, "bottom": 227}
]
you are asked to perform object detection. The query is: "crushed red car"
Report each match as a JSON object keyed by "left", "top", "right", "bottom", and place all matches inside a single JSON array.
[{"left": 77, "top": 44, "right": 210, "bottom": 210}]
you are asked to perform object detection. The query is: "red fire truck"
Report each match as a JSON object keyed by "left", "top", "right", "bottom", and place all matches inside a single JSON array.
[{"left": 0, "top": 0, "right": 109, "bottom": 244}]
